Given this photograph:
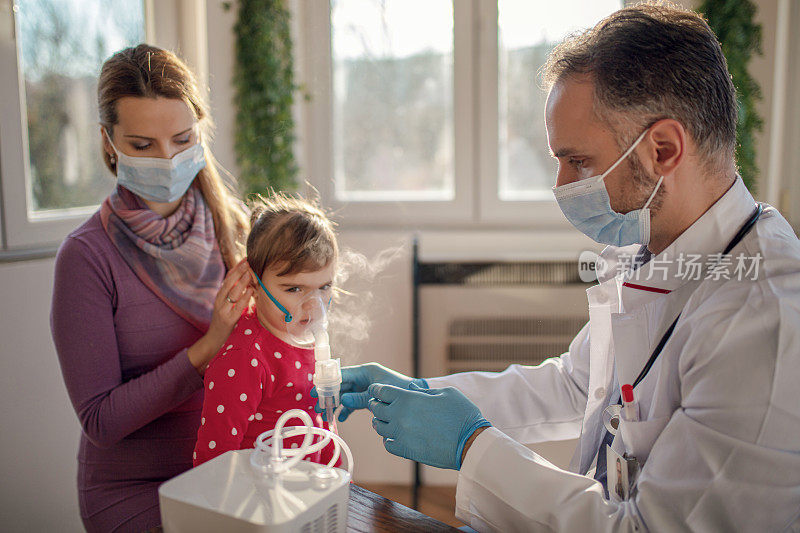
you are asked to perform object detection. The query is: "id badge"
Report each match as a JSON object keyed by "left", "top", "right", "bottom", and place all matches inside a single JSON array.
[{"left": 606, "top": 445, "right": 640, "bottom": 501}]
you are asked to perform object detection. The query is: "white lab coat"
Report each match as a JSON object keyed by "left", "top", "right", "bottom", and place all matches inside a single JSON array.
[{"left": 428, "top": 178, "right": 800, "bottom": 532}]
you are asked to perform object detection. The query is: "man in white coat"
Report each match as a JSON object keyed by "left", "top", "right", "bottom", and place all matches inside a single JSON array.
[{"left": 313, "top": 2, "right": 800, "bottom": 531}]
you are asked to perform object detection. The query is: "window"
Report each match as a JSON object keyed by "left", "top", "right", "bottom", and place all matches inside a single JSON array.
[
  {"left": 297, "top": 0, "right": 623, "bottom": 227},
  {"left": 20, "top": 0, "right": 145, "bottom": 212},
  {"left": 331, "top": 0, "right": 454, "bottom": 202},
  {"left": 0, "top": 0, "right": 146, "bottom": 249},
  {"left": 496, "top": 0, "right": 622, "bottom": 201}
]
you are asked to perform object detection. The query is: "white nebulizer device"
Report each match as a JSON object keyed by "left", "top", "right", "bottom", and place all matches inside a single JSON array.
[{"left": 159, "top": 409, "right": 353, "bottom": 532}]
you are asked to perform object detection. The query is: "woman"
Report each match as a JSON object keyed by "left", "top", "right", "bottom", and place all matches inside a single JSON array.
[{"left": 51, "top": 44, "right": 253, "bottom": 532}]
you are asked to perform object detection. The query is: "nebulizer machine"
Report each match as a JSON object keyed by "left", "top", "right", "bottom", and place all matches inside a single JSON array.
[{"left": 160, "top": 287, "right": 351, "bottom": 532}]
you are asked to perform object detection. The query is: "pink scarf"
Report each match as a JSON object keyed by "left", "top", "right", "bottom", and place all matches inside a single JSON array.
[{"left": 100, "top": 185, "right": 225, "bottom": 331}]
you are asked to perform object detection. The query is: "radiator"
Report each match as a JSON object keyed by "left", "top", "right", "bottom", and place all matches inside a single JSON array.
[{"left": 416, "top": 261, "right": 588, "bottom": 484}]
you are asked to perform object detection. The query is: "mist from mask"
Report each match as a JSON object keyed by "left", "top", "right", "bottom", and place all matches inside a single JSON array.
[{"left": 326, "top": 244, "right": 406, "bottom": 364}]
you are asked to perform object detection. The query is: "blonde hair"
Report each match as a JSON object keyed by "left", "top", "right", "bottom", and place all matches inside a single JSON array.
[
  {"left": 97, "top": 43, "right": 248, "bottom": 268},
  {"left": 246, "top": 192, "right": 338, "bottom": 278}
]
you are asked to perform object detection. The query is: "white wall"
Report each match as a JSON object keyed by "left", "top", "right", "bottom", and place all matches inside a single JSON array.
[
  {"left": 0, "top": 258, "right": 83, "bottom": 533},
  {"left": 333, "top": 231, "right": 416, "bottom": 485}
]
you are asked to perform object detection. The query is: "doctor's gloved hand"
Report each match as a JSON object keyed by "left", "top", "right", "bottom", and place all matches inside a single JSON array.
[
  {"left": 367, "top": 382, "right": 491, "bottom": 470},
  {"left": 311, "top": 363, "right": 428, "bottom": 422}
]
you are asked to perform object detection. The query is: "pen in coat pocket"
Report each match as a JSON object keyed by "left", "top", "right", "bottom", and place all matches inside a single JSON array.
[{"left": 621, "top": 384, "right": 639, "bottom": 422}]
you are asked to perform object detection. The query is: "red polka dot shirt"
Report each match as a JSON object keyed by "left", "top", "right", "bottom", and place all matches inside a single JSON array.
[{"left": 194, "top": 308, "right": 337, "bottom": 467}]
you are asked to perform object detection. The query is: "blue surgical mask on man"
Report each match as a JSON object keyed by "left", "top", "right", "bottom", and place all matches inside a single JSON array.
[
  {"left": 552, "top": 129, "right": 664, "bottom": 246},
  {"left": 105, "top": 129, "right": 206, "bottom": 203}
]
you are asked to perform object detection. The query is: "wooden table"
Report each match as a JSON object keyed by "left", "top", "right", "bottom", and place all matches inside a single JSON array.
[{"left": 347, "top": 484, "right": 460, "bottom": 532}]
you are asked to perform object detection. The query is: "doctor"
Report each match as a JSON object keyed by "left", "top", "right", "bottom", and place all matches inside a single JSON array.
[{"left": 314, "top": 2, "right": 800, "bottom": 531}]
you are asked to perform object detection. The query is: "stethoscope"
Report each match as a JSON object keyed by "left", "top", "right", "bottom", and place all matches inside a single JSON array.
[{"left": 603, "top": 202, "right": 764, "bottom": 435}]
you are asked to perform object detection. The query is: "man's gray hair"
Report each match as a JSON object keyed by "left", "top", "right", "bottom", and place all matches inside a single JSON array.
[{"left": 543, "top": 1, "right": 737, "bottom": 171}]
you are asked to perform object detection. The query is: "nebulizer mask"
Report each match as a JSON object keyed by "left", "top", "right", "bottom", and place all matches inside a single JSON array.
[{"left": 253, "top": 272, "right": 343, "bottom": 433}]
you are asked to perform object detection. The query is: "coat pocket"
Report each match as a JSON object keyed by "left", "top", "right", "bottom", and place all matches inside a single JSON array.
[{"left": 619, "top": 415, "right": 670, "bottom": 464}]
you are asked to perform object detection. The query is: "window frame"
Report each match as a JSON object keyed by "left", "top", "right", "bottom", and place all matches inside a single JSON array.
[
  {"left": 295, "top": 0, "right": 592, "bottom": 230},
  {"left": 475, "top": 0, "right": 574, "bottom": 228},
  {"left": 297, "top": 0, "right": 475, "bottom": 227},
  {"left": 0, "top": 0, "right": 100, "bottom": 249},
  {"left": 0, "top": 0, "right": 205, "bottom": 251}
]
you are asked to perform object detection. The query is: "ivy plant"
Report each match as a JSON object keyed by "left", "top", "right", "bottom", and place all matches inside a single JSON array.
[
  {"left": 698, "top": 0, "right": 763, "bottom": 193},
  {"left": 227, "top": 0, "right": 298, "bottom": 196}
]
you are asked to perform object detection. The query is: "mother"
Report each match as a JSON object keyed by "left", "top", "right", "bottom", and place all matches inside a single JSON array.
[{"left": 51, "top": 44, "right": 253, "bottom": 532}]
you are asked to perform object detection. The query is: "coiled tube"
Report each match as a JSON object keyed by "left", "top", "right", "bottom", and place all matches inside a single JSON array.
[{"left": 250, "top": 408, "right": 352, "bottom": 476}]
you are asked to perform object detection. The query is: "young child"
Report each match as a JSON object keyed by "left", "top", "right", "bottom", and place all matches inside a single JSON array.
[{"left": 194, "top": 193, "right": 339, "bottom": 466}]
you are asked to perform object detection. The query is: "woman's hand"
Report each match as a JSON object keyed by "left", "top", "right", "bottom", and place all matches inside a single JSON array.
[{"left": 187, "top": 259, "right": 254, "bottom": 373}]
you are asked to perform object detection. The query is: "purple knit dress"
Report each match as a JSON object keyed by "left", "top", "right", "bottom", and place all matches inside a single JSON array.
[{"left": 51, "top": 211, "right": 209, "bottom": 532}]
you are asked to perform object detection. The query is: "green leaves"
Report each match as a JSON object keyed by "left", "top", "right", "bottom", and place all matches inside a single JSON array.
[
  {"left": 698, "top": 0, "right": 763, "bottom": 193},
  {"left": 233, "top": 0, "right": 298, "bottom": 196}
]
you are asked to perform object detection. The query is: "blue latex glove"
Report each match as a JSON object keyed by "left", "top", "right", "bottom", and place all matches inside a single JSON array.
[
  {"left": 367, "top": 382, "right": 491, "bottom": 470},
  {"left": 310, "top": 363, "right": 428, "bottom": 422}
]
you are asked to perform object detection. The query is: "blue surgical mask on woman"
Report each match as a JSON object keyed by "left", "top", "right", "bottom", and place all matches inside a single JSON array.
[
  {"left": 105, "top": 130, "right": 206, "bottom": 203},
  {"left": 552, "top": 129, "right": 663, "bottom": 246}
]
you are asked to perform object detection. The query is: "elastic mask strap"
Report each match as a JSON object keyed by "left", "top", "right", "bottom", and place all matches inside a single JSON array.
[
  {"left": 104, "top": 128, "right": 121, "bottom": 158},
  {"left": 600, "top": 129, "right": 649, "bottom": 181},
  {"left": 253, "top": 271, "right": 293, "bottom": 323},
  {"left": 642, "top": 175, "right": 664, "bottom": 210}
]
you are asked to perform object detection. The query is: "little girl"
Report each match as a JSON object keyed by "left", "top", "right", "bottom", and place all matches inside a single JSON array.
[{"left": 194, "top": 193, "right": 339, "bottom": 466}]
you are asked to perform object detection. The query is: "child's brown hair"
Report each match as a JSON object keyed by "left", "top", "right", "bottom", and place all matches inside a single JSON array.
[{"left": 246, "top": 192, "right": 338, "bottom": 278}]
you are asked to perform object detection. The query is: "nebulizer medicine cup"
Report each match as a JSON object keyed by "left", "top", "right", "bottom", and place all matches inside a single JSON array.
[
  {"left": 311, "top": 329, "right": 342, "bottom": 434},
  {"left": 285, "top": 292, "right": 343, "bottom": 433}
]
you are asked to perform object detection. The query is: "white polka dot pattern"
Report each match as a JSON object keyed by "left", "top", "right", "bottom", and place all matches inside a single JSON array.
[{"left": 196, "top": 320, "right": 341, "bottom": 466}]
